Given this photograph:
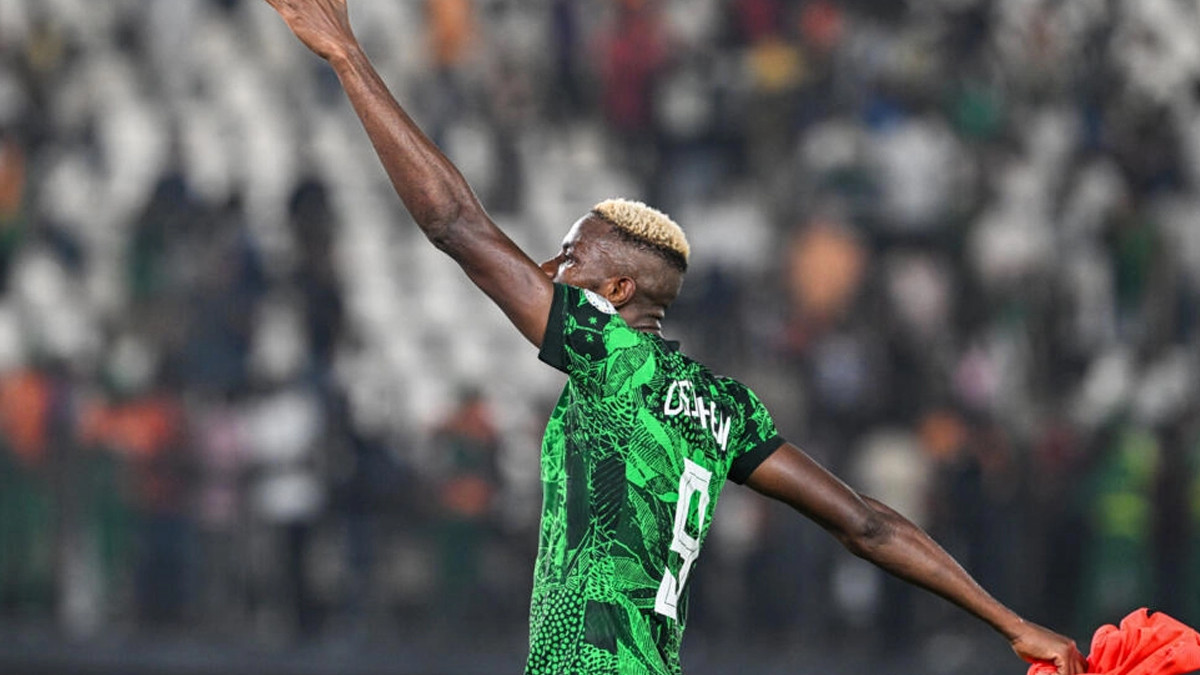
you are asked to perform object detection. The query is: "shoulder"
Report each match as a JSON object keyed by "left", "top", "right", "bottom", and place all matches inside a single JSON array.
[
  {"left": 581, "top": 288, "right": 618, "bottom": 316},
  {"left": 703, "top": 370, "right": 771, "bottom": 416},
  {"left": 662, "top": 353, "right": 764, "bottom": 409},
  {"left": 694, "top": 365, "right": 756, "bottom": 398},
  {"left": 542, "top": 283, "right": 654, "bottom": 373},
  {"left": 552, "top": 284, "right": 625, "bottom": 333},
  {"left": 555, "top": 284, "right": 614, "bottom": 314},
  {"left": 558, "top": 284, "right": 650, "bottom": 351}
]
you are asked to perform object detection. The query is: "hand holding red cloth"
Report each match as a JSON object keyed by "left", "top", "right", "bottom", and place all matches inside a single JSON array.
[{"left": 1028, "top": 608, "right": 1200, "bottom": 675}]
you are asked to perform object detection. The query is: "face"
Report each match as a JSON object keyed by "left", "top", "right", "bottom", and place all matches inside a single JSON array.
[{"left": 539, "top": 215, "right": 618, "bottom": 289}]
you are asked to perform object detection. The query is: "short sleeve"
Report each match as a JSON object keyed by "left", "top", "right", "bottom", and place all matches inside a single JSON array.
[{"left": 726, "top": 384, "right": 785, "bottom": 484}]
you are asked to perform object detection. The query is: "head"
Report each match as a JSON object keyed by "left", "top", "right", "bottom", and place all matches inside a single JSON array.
[{"left": 540, "top": 199, "right": 689, "bottom": 330}]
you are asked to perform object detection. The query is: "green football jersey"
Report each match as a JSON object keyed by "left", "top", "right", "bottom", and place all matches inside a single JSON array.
[{"left": 528, "top": 284, "right": 784, "bottom": 675}]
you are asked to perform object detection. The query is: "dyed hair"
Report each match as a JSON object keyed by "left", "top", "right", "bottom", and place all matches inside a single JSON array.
[{"left": 591, "top": 198, "right": 689, "bottom": 272}]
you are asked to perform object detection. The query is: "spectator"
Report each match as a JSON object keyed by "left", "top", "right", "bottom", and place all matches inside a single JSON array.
[
  {"left": 428, "top": 387, "right": 501, "bottom": 634},
  {"left": 0, "top": 0, "right": 1199, "bottom": 669}
]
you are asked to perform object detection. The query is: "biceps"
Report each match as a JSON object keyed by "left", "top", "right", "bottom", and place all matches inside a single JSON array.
[{"left": 744, "top": 442, "right": 876, "bottom": 538}]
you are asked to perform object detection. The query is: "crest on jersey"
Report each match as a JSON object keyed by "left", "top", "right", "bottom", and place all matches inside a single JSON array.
[{"left": 583, "top": 289, "right": 617, "bottom": 315}]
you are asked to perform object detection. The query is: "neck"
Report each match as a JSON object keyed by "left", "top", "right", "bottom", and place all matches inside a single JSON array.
[
  {"left": 629, "top": 319, "right": 663, "bottom": 336},
  {"left": 620, "top": 305, "right": 665, "bottom": 336}
]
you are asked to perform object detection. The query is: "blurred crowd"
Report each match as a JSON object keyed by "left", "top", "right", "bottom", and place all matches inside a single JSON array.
[{"left": 2, "top": 0, "right": 1200, "bottom": 666}]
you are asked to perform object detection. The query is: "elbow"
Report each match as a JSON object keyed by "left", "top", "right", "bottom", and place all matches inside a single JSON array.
[
  {"left": 425, "top": 221, "right": 455, "bottom": 252},
  {"left": 421, "top": 205, "right": 463, "bottom": 250},
  {"left": 840, "top": 510, "right": 895, "bottom": 558},
  {"left": 422, "top": 203, "right": 489, "bottom": 255}
]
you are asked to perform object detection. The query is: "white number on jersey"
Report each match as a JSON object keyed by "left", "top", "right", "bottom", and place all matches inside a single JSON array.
[{"left": 655, "top": 458, "right": 713, "bottom": 620}]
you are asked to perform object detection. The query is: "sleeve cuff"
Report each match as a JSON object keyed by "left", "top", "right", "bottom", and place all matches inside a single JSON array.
[{"left": 728, "top": 435, "right": 785, "bottom": 485}]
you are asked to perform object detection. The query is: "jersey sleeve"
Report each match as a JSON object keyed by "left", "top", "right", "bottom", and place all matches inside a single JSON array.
[{"left": 726, "top": 383, "right": 785, "bottom": 484}]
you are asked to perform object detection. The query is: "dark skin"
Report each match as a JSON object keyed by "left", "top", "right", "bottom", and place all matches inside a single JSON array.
[{"left": 263, "top": 1, "right": 1087, "bottom": 672}]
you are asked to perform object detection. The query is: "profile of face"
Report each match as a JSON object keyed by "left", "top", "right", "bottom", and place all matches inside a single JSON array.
[
  {"left": 539, "top": 213, "right": 685, "bottom": 318},
  {"left": 539, "top": 215, "right": 617, "bottom": 290}
]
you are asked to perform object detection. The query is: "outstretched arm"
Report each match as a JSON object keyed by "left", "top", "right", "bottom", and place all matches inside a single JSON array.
[
  {"left": 744, "top": 442, "right": 1086, "bottom": 675},
  {"left": 264, "top": 0, "right": 553, "bottom": 346}
]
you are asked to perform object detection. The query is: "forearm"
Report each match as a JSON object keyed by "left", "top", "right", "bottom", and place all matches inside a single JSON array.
[
  {"left": 747, "top": 445, "right": 1082, "bottom": 671},
  {"left": 265, "top": 4, "right": 552, "bottom": 346},
  {"left": 328, "top": 45, "right": 485, "bottom": 241},
  {"left": 850, "top": 497, "right": 1026, "bottom": 641}
]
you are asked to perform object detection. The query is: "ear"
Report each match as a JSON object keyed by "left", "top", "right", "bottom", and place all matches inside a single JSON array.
[{"left": 603, "top": 276, "right": 637, "bottom": 308}]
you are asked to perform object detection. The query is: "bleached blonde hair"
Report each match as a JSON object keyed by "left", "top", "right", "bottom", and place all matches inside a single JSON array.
[{"left": 591, "top": 198, "right": 690, "bottom": 271}]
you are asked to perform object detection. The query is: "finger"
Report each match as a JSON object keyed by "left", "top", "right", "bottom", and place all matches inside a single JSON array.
[{"left": 1070, "top": 645, "right": 1084, "bottom": 674}]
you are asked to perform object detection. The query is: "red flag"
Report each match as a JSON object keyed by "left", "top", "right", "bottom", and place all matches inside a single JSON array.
[{"left": 1028, "top": 608, "right": 1200, "bottom": 675}]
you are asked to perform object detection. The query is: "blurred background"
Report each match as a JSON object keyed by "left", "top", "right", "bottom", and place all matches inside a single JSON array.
[{"left": 1, "top": 0, "right": 1200, "bottom": 673}]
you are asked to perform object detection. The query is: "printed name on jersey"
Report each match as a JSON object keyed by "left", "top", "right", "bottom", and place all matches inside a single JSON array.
[
  {"left": 662, "top": 379, "right": 732, "bottom": 453},
  {"left": 583, "top": 289, "right": 617, "bottom": 315}
]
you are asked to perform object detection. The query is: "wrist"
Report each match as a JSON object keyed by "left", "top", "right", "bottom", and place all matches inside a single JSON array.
[
  {"left": 327, "top": 41, "right": 367, "bottom": 72},
  {"left": 997, "top": 613, "right": 1029, "bottom": 642}
]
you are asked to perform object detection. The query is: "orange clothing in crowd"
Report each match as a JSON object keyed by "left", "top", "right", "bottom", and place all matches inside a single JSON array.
[
  {"left": 1028, "top": 608, "right": 1200, "bottom": 675},
  {"left": 0, "top": 136, "right": 26, "bottom": 220},
  {"left": 0, "top": 370, "right": 52, "bottom": 466},
  {"left": 80, "top": 397, "right": 181, "bottom": 459},
  {"left": 427, "top": 0, "right": 476, "bottom": 69}
]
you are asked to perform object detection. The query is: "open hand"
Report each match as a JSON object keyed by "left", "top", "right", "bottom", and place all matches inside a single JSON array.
[
  {"left": 1011, "top": 621, "right": 1088, "bottom": 675},
  {"left": 263, "top": 0, "right": 357, "bottom": 61}
]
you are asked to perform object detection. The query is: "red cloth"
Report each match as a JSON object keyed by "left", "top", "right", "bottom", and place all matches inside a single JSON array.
[{"left": 1028, "top": 608, "right": 1200, "bottom": 675}]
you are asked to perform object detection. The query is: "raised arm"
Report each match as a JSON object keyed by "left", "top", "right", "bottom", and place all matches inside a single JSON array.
[
  {"left": 743, "top": 442, "right": 1086, "bottom": 675},
  {"left": 264, "top": 0, "right": 553, "bottom": 345}
]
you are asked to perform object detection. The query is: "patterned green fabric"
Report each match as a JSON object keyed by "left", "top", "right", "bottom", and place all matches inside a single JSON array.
[{"left": 528, "top": 284, "right": 783, "bottom": 675}]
